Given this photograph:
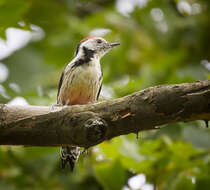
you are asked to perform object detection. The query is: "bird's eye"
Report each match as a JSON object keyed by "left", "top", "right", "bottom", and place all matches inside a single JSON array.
[{"left": 97, "top": 39, "right": 102, "bottom": 44}]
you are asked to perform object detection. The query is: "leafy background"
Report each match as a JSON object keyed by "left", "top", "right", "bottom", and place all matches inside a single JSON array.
[{"left": 0, "top": 0, "right": 210, "bottom": 189}]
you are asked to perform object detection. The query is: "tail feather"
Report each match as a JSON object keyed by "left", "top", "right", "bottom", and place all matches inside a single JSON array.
[{"left": 60, "top": 146, "right": 80, "bottom": 171}]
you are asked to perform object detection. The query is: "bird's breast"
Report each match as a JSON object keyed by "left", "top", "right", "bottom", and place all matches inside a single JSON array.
[{"left": 59, "top": 61, "right": 102, "bottom": 105}]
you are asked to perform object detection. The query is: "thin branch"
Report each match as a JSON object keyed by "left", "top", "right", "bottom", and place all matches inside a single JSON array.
[{"left": 0, "top": 80, "right": 210, "bottom": 147}]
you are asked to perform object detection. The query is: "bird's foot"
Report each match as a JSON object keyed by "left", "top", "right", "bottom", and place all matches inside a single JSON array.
[
  {"left": 50, "top": 103, "right": 63, "bottom": 111},
  {"left": 82, "top": 148, "right": 89, "bottom": 155}
]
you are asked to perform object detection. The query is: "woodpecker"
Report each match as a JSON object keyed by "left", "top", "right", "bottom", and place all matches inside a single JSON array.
[{"left": 57, "top": 36, "right": 120, "bottom": 171}]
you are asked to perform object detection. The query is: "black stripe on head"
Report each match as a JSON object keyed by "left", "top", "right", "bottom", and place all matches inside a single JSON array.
[
  {"left": 83, "top": 46, "right": 95, "bottom": 61},
  {"left": 72, "top": 47, "right": 95, "bottom": 68},
  {"left": 75, "top": 42, "right": 96, "bottom": 58}
]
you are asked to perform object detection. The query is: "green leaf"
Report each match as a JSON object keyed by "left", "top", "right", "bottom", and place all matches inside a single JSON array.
[
  {"left": 94, "top": 160, "right": 127, "bottom": 190},
  {"left": 166, "top": 172, "right": 194, "bottom": 190},
  {"left": 196, "top": 176, "right": 210, "bottom": 190},
  {"left": 0, "top": 0, "right": 31, "bottom": 38},
  {"left": 182, "top": 125, "right": 210, "bottom": 148}
]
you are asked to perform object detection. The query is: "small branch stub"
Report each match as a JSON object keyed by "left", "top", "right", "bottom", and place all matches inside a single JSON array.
[{"left": 85, "top": 117, "right": 107, "bottom": 144}]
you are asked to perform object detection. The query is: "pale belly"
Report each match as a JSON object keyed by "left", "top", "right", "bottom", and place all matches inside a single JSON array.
[{"left": 59, "top": 63, "right": 102, "bottom": 105}]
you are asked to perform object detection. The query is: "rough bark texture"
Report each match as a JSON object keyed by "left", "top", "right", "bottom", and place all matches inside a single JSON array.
[{"left": 0, "top": 80, "right": 210, "bottom": 147}]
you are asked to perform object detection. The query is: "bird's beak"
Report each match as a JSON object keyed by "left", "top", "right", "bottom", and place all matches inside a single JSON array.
[{"left": 109, "top": 42, "right": 120, "bottom": 47}]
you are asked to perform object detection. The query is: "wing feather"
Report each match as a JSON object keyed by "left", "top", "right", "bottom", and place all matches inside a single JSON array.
[{"left": 57, "top": 69, "right": 65, "bottom": 104}]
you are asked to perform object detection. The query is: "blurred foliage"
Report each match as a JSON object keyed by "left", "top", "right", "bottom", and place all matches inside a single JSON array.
[{"left": 0, "top": 0, "right": 210, "bottom": 189}]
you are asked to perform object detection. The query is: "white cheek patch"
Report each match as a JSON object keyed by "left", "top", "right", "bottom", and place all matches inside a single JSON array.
[
  {"left": 81, "top": 37, "right": 107, "bottom": 51},
  {"left": 82, "top": 39, "right": 96, "bottom": 50}
]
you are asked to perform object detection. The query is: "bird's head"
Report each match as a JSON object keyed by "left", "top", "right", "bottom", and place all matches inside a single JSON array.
[{"left": 75, "top": 36, "right": 120, "bottom": 60}]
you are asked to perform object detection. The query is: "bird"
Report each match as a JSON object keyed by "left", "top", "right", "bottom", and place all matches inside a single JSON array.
[{"left": 57, "top": 36, "right": 120, "bottom": 171}]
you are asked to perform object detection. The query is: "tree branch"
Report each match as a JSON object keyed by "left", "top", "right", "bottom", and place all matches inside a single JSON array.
[{"left": 0, "top": 80, "right": 210, "bottom": 147}]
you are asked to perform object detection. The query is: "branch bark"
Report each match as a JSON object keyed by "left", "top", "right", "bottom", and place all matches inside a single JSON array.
[{"left": 0, "top": 80, "right": 210, "bottom": 147}]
